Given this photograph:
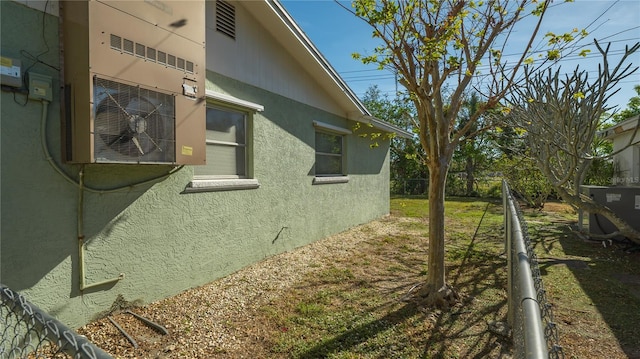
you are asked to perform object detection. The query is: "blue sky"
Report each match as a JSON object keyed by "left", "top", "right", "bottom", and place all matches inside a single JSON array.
[{"left": 281, "top": 0, "right": 640, "bottom": 111}]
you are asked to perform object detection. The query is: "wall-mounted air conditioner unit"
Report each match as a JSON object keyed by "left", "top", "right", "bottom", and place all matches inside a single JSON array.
[
  {"left": 61, "top": 0, "right": 205, "bottom": 164},
  {"left": 582, "top": 185, "right": 640, "bottom": 237}
]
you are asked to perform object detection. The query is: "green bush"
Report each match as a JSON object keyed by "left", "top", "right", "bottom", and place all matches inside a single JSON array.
[{"left": 497, "top": 155, "right": 553, "bottom": 209}]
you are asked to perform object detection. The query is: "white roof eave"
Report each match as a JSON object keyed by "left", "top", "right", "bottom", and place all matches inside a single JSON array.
[{"left": 600, "top": 115, "right": 640, "bottom": 140}]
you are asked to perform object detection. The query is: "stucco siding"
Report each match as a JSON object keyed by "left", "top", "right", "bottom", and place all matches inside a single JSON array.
[{"left": 1, "top": 1, "right": 391, "bottom": 328}]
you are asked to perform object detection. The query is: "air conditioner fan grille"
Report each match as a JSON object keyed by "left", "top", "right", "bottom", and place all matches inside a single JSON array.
[{"left": 93, "top": 77, "right": 176, "bottom": 163}]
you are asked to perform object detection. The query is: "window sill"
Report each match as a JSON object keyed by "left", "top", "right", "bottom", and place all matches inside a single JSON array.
[
  {"left": 185, "top": 178, "right": 260, "bottom": 193},
  {"left": 312, "top": 176, "right": 349, "bottom": 185}
]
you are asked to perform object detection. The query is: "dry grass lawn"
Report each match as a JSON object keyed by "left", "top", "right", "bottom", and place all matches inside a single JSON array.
[{"left": 77, "top": 197, "right": 640, "bottom": 358}]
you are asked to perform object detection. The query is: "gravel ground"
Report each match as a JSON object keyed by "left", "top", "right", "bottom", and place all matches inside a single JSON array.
[{"left": 78, "top": 219, "right": 395, "bottom": 358}]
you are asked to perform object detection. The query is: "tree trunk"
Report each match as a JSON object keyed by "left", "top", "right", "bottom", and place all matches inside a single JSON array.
[
  {"left": 416, "top": 159, "right": 460, "bottom": 307},
  {"left": 427, "top": 163, "right": 447, "bottom": 291}
]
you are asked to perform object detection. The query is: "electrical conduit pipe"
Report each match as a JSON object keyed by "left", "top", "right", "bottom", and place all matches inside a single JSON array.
[
  {"left": 77, "top": 165, "right": 124, "bottom": 291},
  {"left": 39, "top": 99, "right": 124, "bottom": 291}
]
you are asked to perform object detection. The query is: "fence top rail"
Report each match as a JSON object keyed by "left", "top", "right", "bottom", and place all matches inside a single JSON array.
[
  {"left": 503, "top": 180, "right": 564, "bottom": 359},
  {"left": 1, "top": 284, "right": 113, "bottom": 359}
]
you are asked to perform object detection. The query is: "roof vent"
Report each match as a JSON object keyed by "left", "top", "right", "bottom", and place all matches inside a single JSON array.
[{"left": 216, "top": 0, "right": 235, "bottom": 39}]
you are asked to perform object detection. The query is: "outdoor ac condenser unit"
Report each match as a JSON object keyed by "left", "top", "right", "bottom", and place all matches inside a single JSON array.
[
  {"left": 582, "top": 185, "right": 640, "bottom": 237},
  {"left": 61, "top": 0, "right": 206, "bottom": 164}
]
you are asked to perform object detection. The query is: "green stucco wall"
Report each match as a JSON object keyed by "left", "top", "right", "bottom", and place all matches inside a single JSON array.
[{"left": 0, "top": 1, "right": 391, "bottom": 328}]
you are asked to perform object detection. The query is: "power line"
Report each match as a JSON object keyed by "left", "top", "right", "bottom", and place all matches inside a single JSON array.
[
  {"left": 337, "top": 36, "right": 639, "bottom": 85},
  {"left": 335, "top": 0, "right": 640, "bottom": 104},
  {"left": 356, "top": 77, "right": 639, "bottom": 99},
  {"left": 338, "top": 50, "right": 639, "bottom": 85},
  {"left": 336, "top": 37, "right": 639, "bottom": 80},
  {"left": 334, "top": 0, "right": 639, "bottom": 79}
]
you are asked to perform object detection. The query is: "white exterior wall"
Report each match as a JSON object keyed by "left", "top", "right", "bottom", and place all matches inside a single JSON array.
[
  {"left": 205, "top": 1, "right": 344, "bottom": 116},
  {"left": 613, "top": 131, "right": 640, "bottom": 185}
]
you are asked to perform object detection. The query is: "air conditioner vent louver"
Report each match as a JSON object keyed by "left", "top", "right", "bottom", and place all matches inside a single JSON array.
[
  {"left": 123, "top": 39, "right": 134, "bottom": 54},
  {"left": 135, "top": 43, "right": 145, "bottom": 58},
  {"left": 158, "top": 51, "right": 166, "bottom": 65},
  {"left": 109, "top": 34, "right": 195, "bottom": 74},
  {"left": 110, "top": 34, "right": 121, "bottom": 50},
  {"left": 146, "top": 47, "right": 156, "bottom": 62},
  {"left": 94, "top": 77, "right": 176, "bottom": 163}
]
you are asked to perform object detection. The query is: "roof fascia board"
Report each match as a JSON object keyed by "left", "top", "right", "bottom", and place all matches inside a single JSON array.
[{"left": 600, "top": 115, "right": 639, "bottom": 140}]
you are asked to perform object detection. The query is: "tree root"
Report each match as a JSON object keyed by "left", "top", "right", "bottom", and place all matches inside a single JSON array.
[{"left": 408, "top": 283, "right": 462, "bottom": 310}]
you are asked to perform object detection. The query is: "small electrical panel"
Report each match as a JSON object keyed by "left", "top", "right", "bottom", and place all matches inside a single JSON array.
[
  {"left": 28, "top": 72, "right": 53, "bottom": 102},
  {"left": 1, "top": 56, "right": 22, "bottom": 88}
]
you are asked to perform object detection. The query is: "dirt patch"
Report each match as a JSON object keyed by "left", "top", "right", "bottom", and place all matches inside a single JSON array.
[
  {"left": 78, "top": 218, "right": 407, "bottom": 358},
  {"left": 543, "top": 201, "right": 575, "bottom": 214}
]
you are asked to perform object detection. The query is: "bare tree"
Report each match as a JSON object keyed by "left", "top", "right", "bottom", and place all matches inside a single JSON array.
[
  {"left": 346, "top": 0, "right": 562, "bottom": 307},
  {"left": 506, "top": 40, "right": 640, "bottom": 243}
]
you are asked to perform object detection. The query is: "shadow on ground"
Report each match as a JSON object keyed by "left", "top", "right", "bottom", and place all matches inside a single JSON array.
[
  {"left": 529, "top": 211, "right": 640, "bottom": 358},
  {"left": 290, "top": 201, "right": 511, "bottom": 359}
]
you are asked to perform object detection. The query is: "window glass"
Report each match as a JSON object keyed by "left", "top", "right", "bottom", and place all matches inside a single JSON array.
[
  {"left": 316, "top": 132, "right": 342, "bottom": 155},
  {"left": 315, "top": 132, "right": 343, "bottom": 176},
  {"left": 205, "top": 108, "right": 245, "bottom": 144},
  {"left": 195, "top": 106, "right": 247, "bottom": 177}
]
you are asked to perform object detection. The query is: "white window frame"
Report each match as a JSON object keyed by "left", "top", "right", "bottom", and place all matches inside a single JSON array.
[{"left": 186, "top": 92, "right": 263, "bottom": 193}]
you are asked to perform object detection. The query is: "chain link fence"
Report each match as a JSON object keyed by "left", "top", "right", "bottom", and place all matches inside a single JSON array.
[
  {"left": 392, "top": 175, "right": 502, "bottom": 197},
  {"left": 391, "top": 178, "right": 429, "bottom": 195},
  {"left": 503, "top": 181, "right": 564, "bottom": 359},
  {"left": 0, "top": 284, "right": 112, "bottom": 359}
]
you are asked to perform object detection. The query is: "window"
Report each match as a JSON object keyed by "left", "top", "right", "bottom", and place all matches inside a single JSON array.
[
  {"left": 312, "top": 121, "right": 350, "bottom": 184},
  {"left": 186, "top": 92, "right": 263, "bottom": 193},
  {"left": 315, "top": 132, "right": 344, "bottom": 176},
  {"left": 195, "top": 106, "right": 247, "bottom": 178}
]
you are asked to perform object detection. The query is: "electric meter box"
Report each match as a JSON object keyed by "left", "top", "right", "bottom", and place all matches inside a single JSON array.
[
  {"left": 582, "top": 185, "right": 640, "bottom": 237},
  {"left": 1, "top": 56, "right": 22, "bottom": 88}
]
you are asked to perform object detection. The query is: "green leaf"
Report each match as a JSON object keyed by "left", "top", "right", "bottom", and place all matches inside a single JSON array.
[
  {"left": 547, "top": 49, "right": 561, "bottom": 60},
  {"left": 578, "top": 49, "right": 591, "bottom": 57}
]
